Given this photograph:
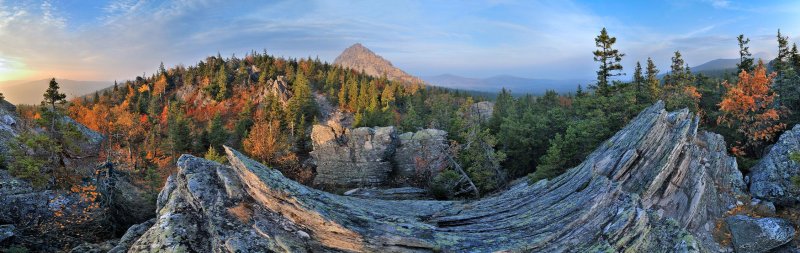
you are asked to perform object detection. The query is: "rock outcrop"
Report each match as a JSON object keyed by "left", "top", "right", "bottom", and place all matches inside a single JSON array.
[
  {"left": 310, "top": 125, "right": 398, "bottom": 188},
  {"left": 394, "top": 129, "right": 448, "bottom": 179},
  {"left": 129, "top": 101, "right": 754, "bottom": 252},
  {"left": 725, "top": 215, "right": 795, "bottom": 253},
  {"left": 311, "top": 125, "right": 449, "bottom": 189},
  {"left": 334, "top": 43, "right": 424, "bottom": 85},
  {"left": 469, "top": 101, "right": 494, "bottom": 122},
  {"left": 258, "top": 75, "right": 291, "bottom": 106},
  {"left": 750, "top": 124, "right": 800, "bottom": 206}
]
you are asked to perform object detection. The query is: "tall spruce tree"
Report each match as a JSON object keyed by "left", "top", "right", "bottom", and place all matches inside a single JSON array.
[
  {"left": 774, "top": 29, "right": 793, "bottom": 106},
  {"left": 43, "top": 78, "right": 67, "bottom": 111},
  {"left": 633, "top": 61, "right": 647, "bottom": 104},
  {"left": 592, "top": 28, "right": 625, "bottom": 96},
  {"left": 208, "top": 114, "right": 229, "bottom": 152},
  {"left": 737, "top": 34, "right": 754, "bottom": 73},
  {"left": 646, "top": 57, "right": 660, "bottom": 103}
]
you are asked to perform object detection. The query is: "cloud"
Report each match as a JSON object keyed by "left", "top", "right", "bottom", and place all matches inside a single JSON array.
[
  {"left": 0, "top": 0, "right": 796, "bottom": 82},
  {"left": 704, "top": 0, "right": 730, "bottom": 9}
]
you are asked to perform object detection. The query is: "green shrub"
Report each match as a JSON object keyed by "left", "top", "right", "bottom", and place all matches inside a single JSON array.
[
  {"left": 790, "top": 151, "right": 800, "bottom": 163},
  {"left": 430, "top": 170, "right": 461, "bottom": 200},
  {"left": 8, "top": 132, "right": 58, "bottom": 188},
  {"left": 3, "top": 245, "right": 29, "bottom": 253},
  {"left": 791, "top": 175, "right": 800, "bottom": 187}
]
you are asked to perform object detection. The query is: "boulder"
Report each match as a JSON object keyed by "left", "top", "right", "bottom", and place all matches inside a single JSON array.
[
  {"left": 107, "top": 218, "right": 155, "bottom": 253},
  {"left": 750, "top": 124, "right": 800, "bottom": 206},
  {"left": 469, "top": 101, "right": 494, "bottom": 122},
  {"left": 394, "top": 129, "right": 448, "bottom": 180},
  {"left": 311, "top": 125, "right": 398, "bottom": 188},
  {"left": 128, "top": 101, "right": 751, "bottom": 252},
  {"left": 725, "top": 215, "right": 795, "bottom": 253}
]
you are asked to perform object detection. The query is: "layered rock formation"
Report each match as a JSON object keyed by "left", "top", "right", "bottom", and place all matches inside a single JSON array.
[
  {"left": 310, "top": 125, "right": 398, "bottom": 188},
  {"left": 334, "top": 43, "right": 424, "bottom": 85},
  {"left": 129, "top": 102, "right": 758, "bottom": 252},
  {"left": 394, "top": 129, "right": 448, "bottom": 179},
  {"left": 310, "top": 125, "right": 449, "bottom": 189},
  {"left": 750, "top": 124, "right": 800, "bottom": 206}
]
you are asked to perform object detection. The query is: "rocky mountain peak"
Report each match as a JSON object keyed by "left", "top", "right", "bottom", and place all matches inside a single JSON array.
[{"left": 333, "top": 43, "right": 424, "bottom": 85}]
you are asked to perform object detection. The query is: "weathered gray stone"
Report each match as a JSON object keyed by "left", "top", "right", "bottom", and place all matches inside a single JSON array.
[
  {"left": 394, "top": 129, "right": 448, "bottom": 180},
  {"left": 469, "top": 101, "right": 494, "bottom": 122},
  {"left": 0, "top": 224, "right": 14, "bottom": 243},
  {"left": 259, "top": 75, "right": 291, "bottom": 106},
  {"left": 343, "top": 187, "right": 430, "bottom": 200},
  {"left": 311, "top": 125, "right": 398, "bottom": 188},
  {"left": 129, "top": 101, "right": 749, "bottom": 252},
  {"left": 725, "top": 215, "right": 795, "bottom": 253},
  {"left": 107, "top": 218, "right": 155, "bottom": 253},
  {"left": 750, "top": 124, "right": 800, "bottom": 206}
]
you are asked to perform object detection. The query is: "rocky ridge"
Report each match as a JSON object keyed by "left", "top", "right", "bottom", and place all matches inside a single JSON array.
[
  {"left": 126, "top": 101, "right": 783, "bottom": 252},
  {"left": 334, "top": 43, "right": 424, "bottom": 85}
]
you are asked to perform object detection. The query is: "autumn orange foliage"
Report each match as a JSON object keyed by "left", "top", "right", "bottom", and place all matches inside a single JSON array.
[
  {"left": 243, "top": 119, "right": 287, "bottom": 164},
  {"left": 718, "top": 61, "right": 786, "bottom": 156}
]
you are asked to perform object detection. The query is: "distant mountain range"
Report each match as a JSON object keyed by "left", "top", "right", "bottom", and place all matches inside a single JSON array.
[
  {"left": 0, "top": 79, "right": 111, "bottom": 105},
  {"left": 422, "top": 74, "right": 590, "bottom": 95}
]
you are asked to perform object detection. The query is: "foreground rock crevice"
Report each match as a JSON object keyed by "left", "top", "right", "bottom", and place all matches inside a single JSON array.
[{"left": 127, "top": 101, "right": 775, "bottom": 252}]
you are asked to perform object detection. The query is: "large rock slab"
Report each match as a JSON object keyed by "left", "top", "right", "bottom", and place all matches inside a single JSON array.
[
  {"left": 129, "top": 101, "right": 749, "bottom": 252},
  {"left": 725, "top": 215, "right": 795, "bottom": 253},
  {"left": 311, "top": 125, "right": 398, "bottom": 188},
  {"left": 750, "top": 124, "right": 800, "bottom": 206}
]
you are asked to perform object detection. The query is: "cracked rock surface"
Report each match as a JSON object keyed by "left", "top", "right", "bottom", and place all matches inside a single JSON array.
[{"left": 130, "top": 101, "right": 749, "bottom": 252}]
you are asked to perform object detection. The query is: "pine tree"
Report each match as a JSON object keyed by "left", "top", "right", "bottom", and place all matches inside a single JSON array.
[
  {"left": 592, "top": 28, "right": 625, "bottom": 96},
  {"left": 347, "top": 78, "right": 359, "bottom": 111},
  {"left": 287, "top": 73, "right": 318, "bottom": 125},
  {"left": 168, "top": 108, "right": 192, "bottom": 154},
  {"left": 215, "top": 64, "right": 230, "bottom": 101},
  {"left": 0, "top": 92, "right": 4, "bottom": 102},
  {"left": 204, "top": 146, "right": 227, "bottom": 163},
  {"left": 791, "top": 43, "right": 800, "bottom": 72},
  {"left": 633, "top": 61, "right": 647, "bottom": 104},
  {"left": 645, "top": 57, "right": 660, "bottom": 102},
  {"left": 774, "top": 30, "right": 794, "bottom": 106},
  {"left": 159, "top": 62, "right": 167, "bottom": 75},
  {"left": 401, "top": 103, "right": 421, "bottom": 131},
  {"left": 737, "top": 34, "right": 754, "bottom": 73},
  {"left": 489, "top": 88, "right": 514, "bottom": 132},
  {"left": 208, "top": 114, "right": 229, "bottom": 152},
  {"left": 43, "top": 78, "right": 67, "bottom": 111},
  {"left": 663, "top": 51, "right": 699, "bottom": 110}
]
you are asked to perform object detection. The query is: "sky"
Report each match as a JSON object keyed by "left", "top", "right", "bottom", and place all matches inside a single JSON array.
[{"left": 0, "top": 0, "right": 798, "bottom": 82}]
